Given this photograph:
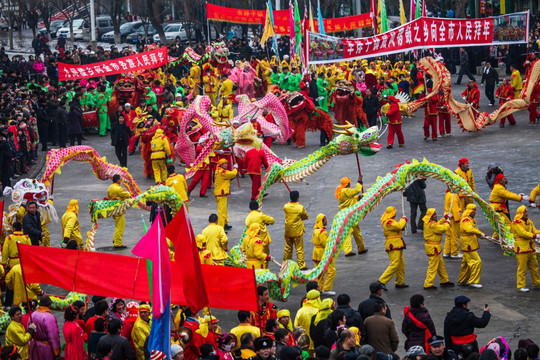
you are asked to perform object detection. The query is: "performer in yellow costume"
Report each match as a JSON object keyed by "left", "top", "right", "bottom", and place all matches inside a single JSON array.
[
  {"left": 422, "top": 209, "right": 454, "bottom": 290},
  {"left": 132, "top": 304, "right": 152, "bottom": 360},
  {"left": 457, "top": 204, "right": 485, "bottom": 288},
  {"left": 312, "top": 214, "right": 336, "bottom": 295},
  {"left": 512, "top": 205, "right": 540, "bottom": 292},
  {"left": 150, "top": 129, "right": 171, "bottom": 184},
  {"left": 202, "top": 213, "right": 229, "bottom": 265},
  {"left": 245, "top": 200, "right": 275, "bottom": 268},
  {"left": 443, "top": 190, "right": 462, "bottom": 258},
  {"left": 196, "top": 234, "right": 213, "bottom": 265},
  {"left": 242, "top": 223, "right": 270, "bottom": 270},
  {"left": 166, "top": 165, "right": 189, "bottom": 212},
  {"left": 61, "top": 199, "right": 83, "bottom": 249},
  {"left": 283, "top": 191, "right": 309, "bottom": 270},
  {"left": 378, "top": 206, "right": 408, "bottom": 289},
  {"left": 214, "top": 159, "right": 238, "bottom": 229},
  {"left": 107, "top": 174, "right": 131, "bottom": 248},
  {"left": 455, "top": 158, "right": 475, "bottom": 207},
  {"left": 2, "top": 222, "right": 31, "bottom": 268},
  {"left": 335, "top": 177, "right": 367, "bottom": 256},
  {"left": 489, "top": 174, "right": 529, "bottom": 237},
  {"left": 203, "top": 68, "right": 218, "bottom": 106},
  {"left": 190, "top": 62, "right": 202, "bottom": 96}
]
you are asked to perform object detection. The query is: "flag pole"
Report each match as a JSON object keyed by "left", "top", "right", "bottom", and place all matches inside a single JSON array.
[
  {"left": 17, "top": 242, "right": 42, "bottom": 360},
  {"left": 206, "top": 2, "right": 210, "bottom": 44}
]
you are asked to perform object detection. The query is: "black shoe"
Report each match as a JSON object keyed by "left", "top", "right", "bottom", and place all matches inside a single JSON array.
[
  {"left": 300, "top": 266, "right": 309, "bottom": 270},
  {"left": 224, "top": 224, "right": 232, "bottom": 230},
  {"left": 129, "top": 152, "right": 135, "bottom": 155},
  {"left": 378, "top": 281, "right": 387, "bottom": 291},
  {"left": 263, "top": 193, "right": 269, "bottom": 198},
  {"left": 344, "top": 252, "right": 356, "bottom": 257},
  {"left": 411, "top": 230, "right": 417, "bottom": 234},
  {"left": 200, "top": 194, "right": 208, "bottom": 198},
  {"left": 395, "top": 284, "right": 409, "bottom": 288},
  {"left": 113, "top": 245, "right": 127, "bottom": 249},
  {"left": 358, "top": 249, "right": 368, "bottom": 254},
  {"left": 386, "top": 144, "right": 393, "bottom": 149},
  {"left": 240, "top": 174, "right": 245, "bottom": 178},
  {"left": 441, "top": 281, "right": 455, "bottom": 287},
  {"left": 424, "top": 285, "right": 438, "bottom": 290}
]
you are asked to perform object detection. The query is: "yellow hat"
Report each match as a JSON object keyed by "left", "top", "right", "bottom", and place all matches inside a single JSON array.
[
  {"left": 380, "top": 206, "right": 396, "bottom": 226},
  {"left": 462, "top": 204, "right": 476, "bottom": 219},
  {"left": 306, "top": 289, "right": 320, "bottom": 300},
  {"left": 247, "top": 223, "right": 260, "bottom": 239},
  {"left": 335, "top": 177, "right": 351, "bottom": 199},
  {"left": 277, "top": 309, "right": 290, "bottom": 319},
  {"left": 314, "top": 213, "right": 326, "bottom": 229},
  {"left": 139, "top": 304, "right": 151, "bottom": 313},
  {"left": 514, "top": 205, "right": 527, "bottom": 221},
  {"left": 66, "top": 199, "right": 79, "bottom": 214},
  {"left": 217, "top": 158, "right": 227, "bottom": 165},
  {"left": 423, "top": 208, "right": 436, "bottom": 224},
  {"left": 196, "top": 234, "right": 206, "bottom": 248}
]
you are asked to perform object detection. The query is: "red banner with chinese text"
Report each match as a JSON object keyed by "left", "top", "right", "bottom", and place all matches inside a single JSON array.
[
  {"left": 58, "top": 47, "right": 168, "bottom": 81},
  {"left": 308, "top": 12, "right": 529, "bottom": 65},
  {"left": 206, "top": 3, "right": 372, "bottom": 33}
]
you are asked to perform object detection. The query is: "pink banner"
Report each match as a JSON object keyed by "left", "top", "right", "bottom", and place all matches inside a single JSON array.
[
  {"left": 58, "top": 47, "right": 168, "bottom": 81},
  {"left": 308, "top": 12, "right": 529, "bottom": 64}
]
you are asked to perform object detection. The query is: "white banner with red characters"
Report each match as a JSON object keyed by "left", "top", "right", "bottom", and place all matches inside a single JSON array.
[
  {"left": 58, "top": 47, "right": 168, "bottom": 81},
  {"left": 308, "top": 12, "right": 529, "bottom": 65}
]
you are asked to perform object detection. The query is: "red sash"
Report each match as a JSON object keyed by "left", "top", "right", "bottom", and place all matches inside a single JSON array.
[
  {"left": 403, "top": 306, "right": 432, "bottom": 351},
  {"left": 451, "top": 333, "right": 477, "bottom": 345}
]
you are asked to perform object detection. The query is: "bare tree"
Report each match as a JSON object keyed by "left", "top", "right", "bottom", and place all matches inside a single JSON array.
[{"left": 101, "top": 0, "right": 124, "bottom": 44}]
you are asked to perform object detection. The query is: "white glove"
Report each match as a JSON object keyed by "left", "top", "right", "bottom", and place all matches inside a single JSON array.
[
  {"left": 28, "top": 323, "right": 37, "bottom": 331},
  {"left": 233, "top": 163, "right": 238, "bottom": 169},
  {"left": 530, "top": 202, "right": 537, "bottom": 208},
  {"left": 534, "top": 234, "right": 540, "bottom": 240},
  {"left": 447, "top": 212, "right": 453, "bottom": 219},
  {"left": 462, "top": 97, "right": 466, "bottom": 100},
  {"left": 522, "top": 195, "right": 530, "bottom": 202}
]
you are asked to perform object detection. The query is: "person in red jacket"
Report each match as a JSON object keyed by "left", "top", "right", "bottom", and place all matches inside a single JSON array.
[
  {"left": 424, "top": 90, "right": 438, "bottom": 141},
  {"left": 461, "top": 80, "right": 480, "bottom": 109},
  {"left": 120, "top": 301, "right": 139, "bottom": 349},
  {"left": 262, "top": 110, "right": 276, "bottom": 148},
  {"left": 528, "top": 80, "right": 540, "bottom": 124},
  {"left": 437, "top": 90, "right": 452, "bottom": 137},
  {"left": 244, "top": 147, "right": 269, "bottom": 200},
  {"left": 386, "top": 95, "right": 404, "bottom": 149},
  {"left": 495, "top": 78, "right": 516, "bottom": 127},
  {"left": 187, "top": 138, "right": 212, "bottom": 197}
]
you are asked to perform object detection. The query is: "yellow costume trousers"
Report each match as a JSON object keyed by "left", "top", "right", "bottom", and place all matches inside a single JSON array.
[
  {"left": 208, "top": 93, "right": 217, "bottom": 106},
  {"left": 379, "top": 250, "right": 405, "bottom": 285},
  {"left": 283, "top": 235, "right": 305, "bottom": 269},
  {"left": 246, "top": 259, "right": 265, "bottom": 269},
  {"left": 152, "top": 159, "right": 167, "bottom": 183},
  {"left": 424, "top": 254, "right": 450, "bottom": 287},
  {"left": 457, "top": 251, "right": 482, "bottom": 284},
  {"left": 516, "top": 253, "right": 540, "bottom": 289},
  {"left": 42, "top": 223, "right": 50, "bottom": 247},
  {"left": 342, "top": 224, "right": 365, "bottom": 255},
  {"left": 215, "top": 195, "right": 229, "bottom": 227},
  {"left": 316, "top": 258, "right": 336, "bottom": 291},
  {"left": 113, "top": 215, "right": 125, "bottom": 247},
  {"left": 444, "top": 219, "right": 461, "bottom": 256}
]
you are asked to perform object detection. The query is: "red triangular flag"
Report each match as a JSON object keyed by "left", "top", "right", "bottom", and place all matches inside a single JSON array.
[{"left": 165, "top": 205, "right": 209, "bottom": 312}]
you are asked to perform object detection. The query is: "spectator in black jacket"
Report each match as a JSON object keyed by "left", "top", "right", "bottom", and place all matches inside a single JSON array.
[
  {"left": 443, "top": 295, "right": 490, "bottom": 355},
  {"left": 111, "top": 114, "right": 132, "bottom": 168},
  {"left": 456, "top": 47, "right": 476, "bottom": 85},
  {"left": 403, "top": 179, "right": 427, "bottom": 233},
  {"left": 0, "top": 128, "right": 12, "bottom": 191},
  {"left": 363, "top": 88, "right": 380, "bottom": 127},
  {"left": 358, "top": 282, "right": 391, "bottom": 320},
  {"left": 35, "top": 97, "right": 49, "bottom": 151},
  {"left": 97, "top": 318, "right": 137, "bottom": 360},
  {"left": 22, "top": 201, "right": 43, "bottom": 246},
  {"left": 480, "top": 61, "right": 498, "bottom": 106},
  {"left": 57, "top": 100, "right": 68, "bottom": 148},
  {"left": 337, "top": 293, "right": 366, "bottom": 345}
]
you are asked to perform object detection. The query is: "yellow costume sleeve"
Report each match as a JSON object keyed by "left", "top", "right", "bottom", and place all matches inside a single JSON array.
[
  {"left": 2, "top": 237, "right": 11, "bottom": 265},
  {"left": 432, "top": 219, "right": 451, "bottom": 234},
  {"left": 343, "top": 183, "right": 362, "bottom": 197},
  {"left": 253, "top": 240, "right": 268, "bottom": 261},
  {"left": 530, "top": 184, "right": 540, "bottom": 205},
  {"left": 386, "top": 218, "right": 407, "bottom": 231},
  {"left": 461, "top": 218, "right": 483, "bottom": 236},
  {"left": 301, "top": 207, "right": 309, "bottom": 221},
  {"left": 262, "top": 214, "right": 275, "bottom": 225},
  {"left": 513, "top": 221, "right": 534, "bottom": 239},
  {"left": 220, "top": 229, "right": 229, "bottom": 252},
  {"left": 63, "top": 213, "right": 76, "bottom": 239}
]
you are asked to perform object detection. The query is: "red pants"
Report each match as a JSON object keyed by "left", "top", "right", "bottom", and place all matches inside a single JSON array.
[
  {"left": 438, "top": 113, "right": 451, "bottom": 135},
  {"left": 236, "top": 156, "right": 245, "bottom": 175},
  {"left": 387, "top": 123, "right": 404, "bottom": 146},
  {"left": 249, "top": 174, "right": 261, "bottom": 200},
  {"left": 529, "top": 102, "right": 538, "bottom": 123},
  {"left": 424, "top": 115, "right": 438, "bottom": 139},
  {"left": 188, "top": 170, "right": 211, "bottom": 196},
  {"left": 291, "top": 122, "right": 306, "bottom": 147},
  {"left": 500, "top": 114, "right": 516, "bottom": 126},
  {"left": 263, "top": 136, "right": 273, "bottom": 148},
  {"left": 128, "top": 135, "right": 138, "bottom": 153}
]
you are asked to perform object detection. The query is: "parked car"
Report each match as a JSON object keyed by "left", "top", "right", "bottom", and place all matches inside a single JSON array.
[
  {"left": 95, "top": 16, "right": 122, "bottom": 40},
  {"left": 38, "top": 19, "right": 66, "bottom": 38},
  {"left": 56, "top": 19, "right": 90, "bottom": 40},
  {"left": 126, "top": 24, "right": 157, "bottom": 44},
  {"left": 101, "top": 21, "right": 143, "bottom": 43},
  {"left": 153, "top": 23, "right": 187, "bottom": 43},
  {"left": 0, "top": 15, "right": 19, "bottom": 31}
]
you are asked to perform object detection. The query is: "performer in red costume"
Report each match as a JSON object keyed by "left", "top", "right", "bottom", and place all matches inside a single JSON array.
[
  {"left": 244, "top": 147, "right": 269, "bottom": 200},
  {"left": 495, "top": 78, "right": 516, "bottom": 127},
  {"left": 385, "top": 96, "right": 404, "bottom": 149},
  {"left": 423, "top": 89, "right": 438, "bottom": 141},
  {"left": 461, "top": 80, "right": 480, "bottom": 109}
]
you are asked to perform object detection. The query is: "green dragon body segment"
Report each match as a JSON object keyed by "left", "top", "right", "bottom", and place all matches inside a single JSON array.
[{"left": 239, "top": 158, "right": 515, "bottom": 300}]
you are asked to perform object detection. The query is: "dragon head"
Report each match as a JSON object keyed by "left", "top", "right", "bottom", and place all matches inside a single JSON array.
[
  {"left": 211, "top": 41, "right": 230, "bottom": 64},
  {"left": 332, "top": 122, "right": 381, "bottom": 155},
  {"left": 333, "top": 80, "right": 355, "bottom": 101},
  {"left": 134, "top": 71, "right": 153, "bottom": 90},
  {"left": 161, "top": 105, "right": 184, "bottom": 142},
  {"left": 280, "top": 91, "right": 314, "bottom": 116},
  {"left": 113, "top": 73, "right": 136, "bottom": 92},
  {"left": 135, "top": 113, "right": 160, "bottom": 141}
]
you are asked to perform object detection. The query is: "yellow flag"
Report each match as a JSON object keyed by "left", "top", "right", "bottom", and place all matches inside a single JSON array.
[
  {"left": 501, "top": 0, "right": 505, "bottom": 14},
  {"left": 260, "top": 4, "right": 275, "bottom": 47},
  {"left": 399, "top": 0, "right": 406, "bottom": 25},
  {"left": 309, "top": 2, "right": 316, "bottom": 33},
  {"left": 377, "top": 0, "right": 382, "bottom": 33}
]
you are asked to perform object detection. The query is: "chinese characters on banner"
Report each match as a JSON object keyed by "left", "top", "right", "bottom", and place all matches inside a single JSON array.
[
  {"left": 58, "top": 47, "right": 168, "bottom": 81},
  {"left": 308, "top": 12, "right": 529, "bottom": 65},
  {"left": 206, "top": 3, "right": 372, "bottom": 34}
]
